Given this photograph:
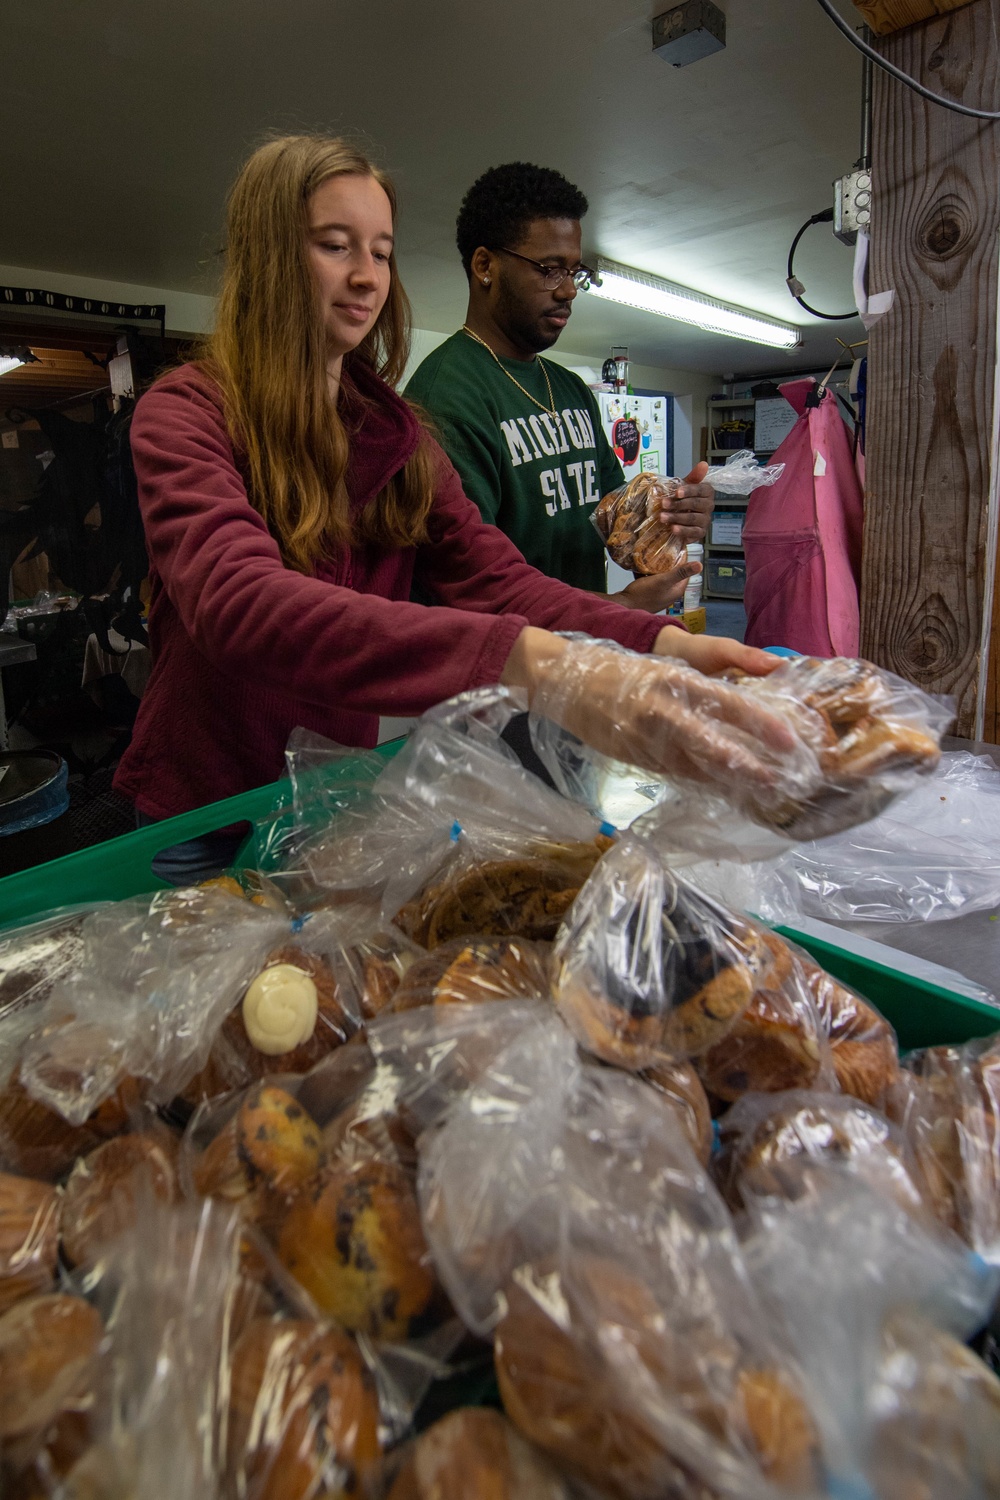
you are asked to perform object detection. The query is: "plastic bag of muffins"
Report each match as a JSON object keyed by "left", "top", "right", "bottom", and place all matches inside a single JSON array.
[
  {"left": 592, "top": 450, "right": 783, "bottom": 577},
  {"left": 889, "top": 1032, "right": 1000, "bottom": 1262},
  {"left": 2, "top": 1191, "right": 387, "bottom": 1500},
  {"left": 529, "top": 643, "right": 952, "bottom": 855},
  {"left": 11, "top": 887, "right": 289, "bottom": 1128},
  {"left": 418, "top": 1004, "right": 827, "bottom": 1499},
  {"left": 356, "top": 692, "right": 615, "bottom": 949},
  {"left": 256, "top": 691, "right": 612, "bottom": 948},
  {"left": 550, "top": 834, "right": 902, "bottom": 1116},
  {"left": 742, "top": 1167, "right": 1000, "bottom": 1500},
  {"left": 713, "top": 1089, "right": 938, "bottom": 1222}
]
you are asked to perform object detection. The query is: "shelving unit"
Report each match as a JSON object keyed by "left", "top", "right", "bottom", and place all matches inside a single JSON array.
[{"left": 704, "top": 394, "right": 781, "bottom": 601}]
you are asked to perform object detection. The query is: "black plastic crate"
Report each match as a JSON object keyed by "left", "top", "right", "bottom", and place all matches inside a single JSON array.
[{"left": 706, "top": 557, "right": 746, "bottom": 597}]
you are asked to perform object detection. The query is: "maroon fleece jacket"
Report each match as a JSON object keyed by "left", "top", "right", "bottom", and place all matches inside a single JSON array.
[{"left": 114, "top": 361, "right": 665, "bottom": 818}]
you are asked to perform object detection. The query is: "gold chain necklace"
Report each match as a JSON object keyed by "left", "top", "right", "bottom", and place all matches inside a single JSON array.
[{"left": 461, "top": 325, "right": 557, "bottom": 416}]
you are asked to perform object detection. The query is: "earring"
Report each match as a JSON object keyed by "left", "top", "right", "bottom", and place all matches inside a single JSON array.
[{"left": 482, "top": 276, "right": 491, "bottom": 286}]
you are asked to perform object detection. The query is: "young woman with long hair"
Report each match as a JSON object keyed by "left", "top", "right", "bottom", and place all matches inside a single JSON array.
[{"left": 114, "top": 134, "right": 786, "bottom": 876}]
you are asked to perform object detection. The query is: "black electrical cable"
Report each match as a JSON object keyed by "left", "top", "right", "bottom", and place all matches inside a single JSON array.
[
  {"left": 813, "top": 0, "right": 1000, "bottom": 121},
  {"left": 786, "top": 209, "right": 857, "bottom": 320}
]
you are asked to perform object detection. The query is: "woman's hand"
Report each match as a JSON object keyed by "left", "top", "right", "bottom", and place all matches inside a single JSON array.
[
  {"left": 502, "top": 629, "right": 798, "bottom": 790},
  {"left": 653, "top": 626, "right": 781, "bottom": 678}
]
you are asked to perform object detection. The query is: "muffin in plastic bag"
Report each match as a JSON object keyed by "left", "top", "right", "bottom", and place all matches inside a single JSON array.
[
  {"left": 418, "top": 1006, "right": 821, "bottom": 1500},
  {"left": 713, "top": 1090, "right": 932, "bottom": 1221},
  {"left": 551, "top": 835, "right": 775, "bottom": 1070},
  {"left": 890, "top": 1031, "right": 1000, "bottom": 1260}
]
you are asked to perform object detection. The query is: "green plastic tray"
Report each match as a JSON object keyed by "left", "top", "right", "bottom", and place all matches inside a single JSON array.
[
  {"left": 775, "top": 923, "right": 999, "bottom": 1053},
  {"left": 0, "top": 747, "right": 996, "bottom": 1053},
  {"left": 0, "top": 741, "right": 403, "bottom": 930}
]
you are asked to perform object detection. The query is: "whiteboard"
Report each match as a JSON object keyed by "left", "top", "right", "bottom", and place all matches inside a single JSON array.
[{"left": 754, "top": 396, "right": 798, "bottom": 454}]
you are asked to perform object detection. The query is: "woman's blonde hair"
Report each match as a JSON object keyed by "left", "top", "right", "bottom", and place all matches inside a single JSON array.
[{"left": 198, "top": 134, "right": 435, "bottom": 573}]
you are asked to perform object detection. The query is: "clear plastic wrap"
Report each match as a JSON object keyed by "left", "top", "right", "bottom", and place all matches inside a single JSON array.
[
  {"left": 741, "top": 1168, "right": 1000, "bottom": 1498},
  {"left": 42, "top": 1184, "right": 387, "bottom": 1500},
  {"left": 417, "top": 1006, "right": 821, "bottom": 1500},
  {"left": 713, "top": 1090, "right": 931, "bottom": 1222},
  {"left": 58, "top": 1117, "right": 181, "bottom": 1268},
  {"left": 0, "top": 1289, "right": 103, "bottom": 1490},
  {"left": 890, "top": 1032, "right": 1000, "bottom": 1263},
  {"left": 179, "top": 925, "right": 362, "bottom": 1108},
  {"left": 15, "top": 887, "right": 288, "bottom": 1126},
  {"left": 0, "top": 1067, "right": 144, "bottom": 1184},
  {"left": 386, "top": 934, "right": 552, "bottom": 1012},
  {"left": 259, "top": 692, "right": 608, "bottom": 948},
  {"left": 550, "top": 834, "right": 786, "bottom": 1070},
  {"left": 742, "top": 750, "right": 1000, "bottom": 926},
  {"left": 868, "top": 1311, "right": 1000, "bottom": 1500},
  {"left": 58, "top": 1197, "right": 244, "bottom": 1500},
  {"left": 375, "top": 1406, "right": 572, "bottom": 1499},
  {"left": 593, "top": 453, "right": 783, "bottom": 577},
  {"left": 0, "top": 907, "right": 110, "bottom": 1115},
  {"left": 553, "top": 831, "right": 900, "bottom": 1105},
  {"left": 0, "top": 1167, "right": 62, "bottom": 1313},
  {"left": 530, "top": 647, "right": 951, "bottom": 858}
]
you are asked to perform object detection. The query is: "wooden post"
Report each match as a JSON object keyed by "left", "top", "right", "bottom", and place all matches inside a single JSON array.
[
  {"left": 851, "top": 0, "right": 975, "bottom": 36},
  {"left": 861, "top": 0, "right": 1000, "bottom": 740}
]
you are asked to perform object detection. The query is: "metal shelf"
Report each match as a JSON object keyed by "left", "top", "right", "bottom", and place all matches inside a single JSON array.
[
  {"left": 706, "top": 591, "right": 745, "bottom": 602},
  {"left": 708, "top": 542, "right": 745, "bottom": 552}
]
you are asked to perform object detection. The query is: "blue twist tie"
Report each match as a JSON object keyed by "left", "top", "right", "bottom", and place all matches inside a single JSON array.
[
  {"left": 450, "top": 820, "right": 463, "bottom": 842},
  {"left": 599, "top": 821, "right": 617, "bottom": 838}
]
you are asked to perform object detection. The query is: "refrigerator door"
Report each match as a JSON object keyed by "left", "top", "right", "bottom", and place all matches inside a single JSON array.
[{"left": 597, "top": 393, "right": 672, "bottom": 481}]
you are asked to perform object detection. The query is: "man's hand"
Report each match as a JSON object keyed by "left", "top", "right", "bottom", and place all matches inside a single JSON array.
[
  {"left": 653, "top": 626, "right": 780, "bottom": 678},
  {"left": 652, "top": 461, "right": 714, "bottom": 545},
  {"left": 613, "top": 558, "right": 702, "bottom": 612}
]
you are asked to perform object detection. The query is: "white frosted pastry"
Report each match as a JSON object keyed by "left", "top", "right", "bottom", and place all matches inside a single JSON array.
[{"left": 242, "top": 964, "right": 318, "bottom": 1055}]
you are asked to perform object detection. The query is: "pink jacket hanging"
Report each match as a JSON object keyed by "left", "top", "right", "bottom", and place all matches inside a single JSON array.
[{"left": 742, "top": 378, "right": 864, "bottom": 656}]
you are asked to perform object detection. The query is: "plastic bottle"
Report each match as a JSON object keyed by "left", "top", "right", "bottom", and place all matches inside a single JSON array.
[{"left": 683, "top": 543, "right": 704, "bottom": 612}]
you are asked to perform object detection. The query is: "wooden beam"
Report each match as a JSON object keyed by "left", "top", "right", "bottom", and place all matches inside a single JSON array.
[
  {"left": 851, "top": 0, "right": 975, "bottom": 36},
  {"left": 860, "top": 0, "right": 1000, "bottom": 740}
]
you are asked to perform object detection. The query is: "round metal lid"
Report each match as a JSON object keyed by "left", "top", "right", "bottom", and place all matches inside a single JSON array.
[{"left": 0, "top": 750, "right": 65, "bottom": 811}]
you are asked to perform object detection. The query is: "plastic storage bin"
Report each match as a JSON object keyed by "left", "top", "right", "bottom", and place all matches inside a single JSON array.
[{"left": 707, "top": 558, "right": 747, "bottom": 598}]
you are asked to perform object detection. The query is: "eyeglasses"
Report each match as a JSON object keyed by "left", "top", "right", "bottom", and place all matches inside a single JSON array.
[{"left": 495, "top": 247, "right": 597, "bottom": 291}]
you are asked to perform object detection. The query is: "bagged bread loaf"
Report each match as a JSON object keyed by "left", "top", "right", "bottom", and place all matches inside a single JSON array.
[{"left": 593, "top": 451, "right": 783, "bottom": 577}]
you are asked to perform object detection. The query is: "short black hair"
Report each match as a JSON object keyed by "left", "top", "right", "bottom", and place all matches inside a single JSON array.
[{"left": 455, "top": 163, "right": 588, "bottom": 276}]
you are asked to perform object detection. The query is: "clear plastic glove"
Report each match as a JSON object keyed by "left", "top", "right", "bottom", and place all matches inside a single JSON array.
[{"left": 524, "top": 635, "right": 800, "bottom": 793}]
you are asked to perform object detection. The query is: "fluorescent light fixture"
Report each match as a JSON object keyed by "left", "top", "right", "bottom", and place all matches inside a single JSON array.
[
  {"left": 588, "top": 257, "right": 801, "bottom": 350},
  {"left": 0, "top": 354, "right": 26, "bottom": 377}
]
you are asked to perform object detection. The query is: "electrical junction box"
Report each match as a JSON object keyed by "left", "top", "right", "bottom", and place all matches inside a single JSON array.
[
  {"left": 652, "top": 1, "right": 726, "bottom": 67},
  {"left": 833, "top": 169, "right": 872, "bottom": 246}
]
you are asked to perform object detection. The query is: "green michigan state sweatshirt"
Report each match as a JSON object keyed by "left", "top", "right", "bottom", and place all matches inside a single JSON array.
[{"left": 406, "top": 331, "right": 624, "bottom": 592}]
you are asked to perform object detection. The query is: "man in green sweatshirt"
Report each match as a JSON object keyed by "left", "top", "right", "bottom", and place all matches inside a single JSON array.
[{"left": 406, "top": 162, "right": 713, "bottom": 610}]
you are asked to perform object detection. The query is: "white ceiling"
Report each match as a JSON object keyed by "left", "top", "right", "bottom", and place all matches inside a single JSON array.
[{"left": 1, "top": 0, "right": 867, "bottom": 377}]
